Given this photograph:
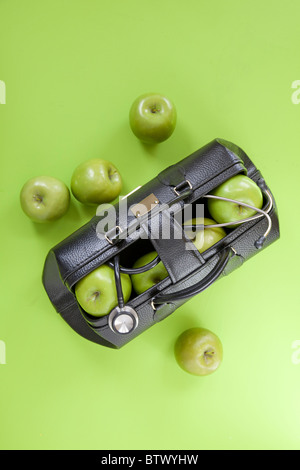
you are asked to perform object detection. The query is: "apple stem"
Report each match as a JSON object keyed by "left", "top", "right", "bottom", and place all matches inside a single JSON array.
[
  {"left": 33, "top": 194, "right": 43, "bottom": 203},
  {"left": 108, "top": 168, "right": 115, "bottom": 181},
  {"left": 204, "top": 350, "right": 215, "bottom": 359},
  {"left": 87, "top": 291, "right": 100, "bottom": 302},
  {"left": 151, "top": 104, "right": 160, "bottom": 113}
]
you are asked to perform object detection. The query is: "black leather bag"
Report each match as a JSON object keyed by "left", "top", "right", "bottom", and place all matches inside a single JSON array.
[{"left": 42, "top": 139, "right": 280, "bottom": 349}]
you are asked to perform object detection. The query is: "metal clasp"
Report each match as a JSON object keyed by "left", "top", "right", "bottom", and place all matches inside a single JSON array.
[
  {"left": 173, "top": 179, "right": 193, "bottom": 197},
  {"left": 105, "top": 225, "right": 124, "bottom": 245}
]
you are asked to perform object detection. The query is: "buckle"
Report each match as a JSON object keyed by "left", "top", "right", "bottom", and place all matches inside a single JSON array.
[
  {"left": 105, "top": 225, "right": 124, "bottom": 245},
  {"left": 173, "top": 179, "right": 193, "bottom": 197}
]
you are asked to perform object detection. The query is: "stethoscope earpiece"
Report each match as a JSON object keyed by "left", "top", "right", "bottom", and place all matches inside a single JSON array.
[{"left": 254, "top": 236, "right": 266, "bottom": 250}]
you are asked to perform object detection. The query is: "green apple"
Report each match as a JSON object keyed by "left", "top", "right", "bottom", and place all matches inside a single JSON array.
[
  {"left": 129, "top": 93, "right": 177, "bottom": 144},
  {"left": 75, "top": 264, "right": 132, "bottom": 316},
  {"left": 174, "top": 328, "right": 223, "bottom": 376},
  {"left": 131, "top": 251, "right": 168, "bottom": 295},
  {"left": 184, "top": 217, "right": 226, "bottom": 252},
  {"left": 20, "top": 175, "right": 70, "bottom": 223},
  {"left": 207, "top": 174, "right": 263, "bottom": 226},
  {"left": 71, "top": 159, "right": 122, "bottom": 205}
]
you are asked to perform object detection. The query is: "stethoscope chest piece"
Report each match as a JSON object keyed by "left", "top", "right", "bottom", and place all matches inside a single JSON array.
[{"left": 108, "top": 306, "right": 139, "bottom": 334}]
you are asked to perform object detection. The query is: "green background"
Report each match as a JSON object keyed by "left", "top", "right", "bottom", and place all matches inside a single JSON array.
[{"left": 0, "top": 0, "right": 299, "bottom": 450}]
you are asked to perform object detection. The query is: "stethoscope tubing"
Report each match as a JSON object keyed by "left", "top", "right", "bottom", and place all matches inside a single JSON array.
[
  {"left": 110, "top": 188, "right": 273, "bottom": 276},
  {"left": 185, "top": 189, "right": 273, "bottom": 239}
]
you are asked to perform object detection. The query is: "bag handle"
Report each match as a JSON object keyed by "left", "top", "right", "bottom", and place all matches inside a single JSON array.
[{"left": 152, "top": 246, "right": 235, "bottom": 307}]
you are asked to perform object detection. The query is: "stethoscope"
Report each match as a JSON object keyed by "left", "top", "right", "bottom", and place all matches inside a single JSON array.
[{"left": 106, "top": 179, "right": 274, "bottom": 335}]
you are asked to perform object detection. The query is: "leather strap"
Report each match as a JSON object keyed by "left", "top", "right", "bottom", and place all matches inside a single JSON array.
[
  {"left": 144, "top": 211, "right": 204, "bottom": 284},
  {"left": 157, "top": 163, "right": 186, "bottom": 187},
  {"left": 152, "top": 246, "right": 234, "bottom": 305}
]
